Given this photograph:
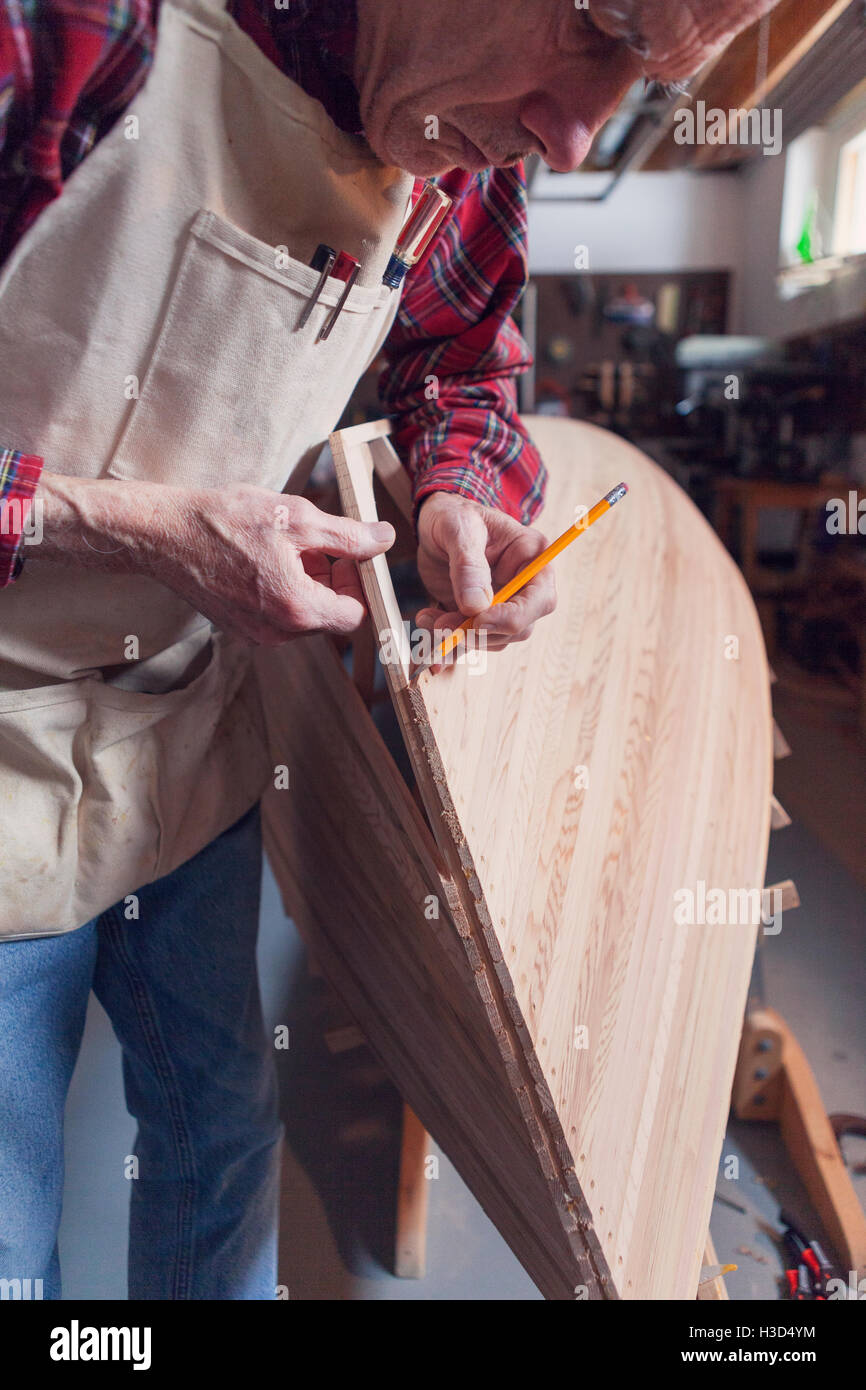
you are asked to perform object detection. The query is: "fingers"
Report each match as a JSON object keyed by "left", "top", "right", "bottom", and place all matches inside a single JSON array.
[
  {"left": 477, "top": 568, "right": 556, "bottom": 638},
  {"left": 415, "top": 605, "right": 450, "bottom": 631},
  {"left": 434, "top": 504, "right": 494, "bottom": 615},
  {"left": 293, "top": 572, "right": 367, "bottom": 635},
  {"left": 495, "top": 521, "right": 549, "bottom": 578},
  {"left": 417, "top": 520, "right": 556, "bottom": 646},
  {"left": 287, "top": 497, "right": 395, "bottom": 561},
  {"left": 176, "top": 489, "right": 384, "bottom": 646},
  {"left": 329, "top": 554, "right": 366, "bottom": 609},
  {"left": 416, "top": 605, "right": 534, "bottom": 653},
  {"left": 415, "top": 605, "right": 463, "bottom": 635},
  {"left": 299, "top": 551, "right": 367, "bottom": 623},
  {"left": 413, "top": 589, "right": 553, "bottom": 670},
  {"left": 481, "top": 525, "right": 556, "bottom": 637}
]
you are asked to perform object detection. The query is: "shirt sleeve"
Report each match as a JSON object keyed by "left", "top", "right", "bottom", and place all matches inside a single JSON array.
[
  {"left": 0, "top": 0, "right": 157, "bottom": 262},
  {"left": 0, "top": 448, "right": 43, "bottom": 585},
  {"left": 378, "top": 163, "right": 546, "bottom": 527}
]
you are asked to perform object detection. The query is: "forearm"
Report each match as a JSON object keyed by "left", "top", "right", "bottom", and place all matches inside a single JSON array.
[
  {"left": 25, "top": 473, "right": 395, "bottom": 645},
  {"left": 33, "top": 473, "right": 194, "bottom": 578},
  {"left": 381, "top": 319, "right": 545, "bottom": 525},
  {"left": 388, "top": 380, "right": 547, "bottom": 526}
]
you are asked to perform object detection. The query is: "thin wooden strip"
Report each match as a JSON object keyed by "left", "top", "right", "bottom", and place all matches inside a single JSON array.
[
  {"left": 770, "top": 794, "right": 792, "bottom": 830},
  {"left": 394, "top": 1106, "right": 430, "bottom": 1279},
  {"left": 370, "top": 435, "right": 415, "bottom": 527},
  {"left": 324, "top": 1024, "right": 366, "bottom": 1055},
  {"left": 697, "top": 1236, "right": 731, "bottom": 1301},
  {"left": 763, "top": 879, "right": 800, "bottom": 916}
]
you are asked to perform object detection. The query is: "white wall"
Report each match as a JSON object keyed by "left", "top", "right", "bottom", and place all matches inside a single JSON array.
[
  {"left": 528, "top": 170, "right": 746, "bottom": 327},
  {"left": 527, "top": 161, "right": 866, "bottom": 340},
  {"left": 739, "top": 151, "right": 866, "bottom": 338}
]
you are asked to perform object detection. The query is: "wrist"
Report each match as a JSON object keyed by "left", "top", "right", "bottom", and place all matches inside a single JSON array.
[{"left": 413, "top": 471, "right": 502, "bottom": 524}]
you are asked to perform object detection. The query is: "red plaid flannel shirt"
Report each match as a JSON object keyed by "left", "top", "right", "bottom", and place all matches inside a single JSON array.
[
  {"left": 0, "top": 448, "right": 41, "bottom": 584},
  {"left": 0, "top": 0, "right": 545, "bottom": 555}
]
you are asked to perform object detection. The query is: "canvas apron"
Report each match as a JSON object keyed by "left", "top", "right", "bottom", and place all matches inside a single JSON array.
[{"left": 0, "top": 0, "right": 413, "bottom": 939}]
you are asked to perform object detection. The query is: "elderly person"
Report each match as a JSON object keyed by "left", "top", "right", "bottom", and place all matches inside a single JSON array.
[{"left": 0, "top": 0, "right": 777, "bottom": 1299}]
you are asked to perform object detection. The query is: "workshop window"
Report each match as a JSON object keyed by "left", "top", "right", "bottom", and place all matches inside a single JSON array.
[
  {"left": 777, "top": 76, "right": 866, "bottom": 294},
  {"left": 833, "top": 126, "right": 866, "bottom": 258}
]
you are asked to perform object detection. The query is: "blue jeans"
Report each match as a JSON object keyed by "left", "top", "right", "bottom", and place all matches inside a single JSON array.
[{"left": 0, "top": 802, "right": 282, "bottom": 1300}]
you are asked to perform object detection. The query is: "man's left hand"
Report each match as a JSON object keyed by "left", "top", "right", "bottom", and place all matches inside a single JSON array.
[{"left": 415, "top": 492, "right": 556, "bottom": 656}]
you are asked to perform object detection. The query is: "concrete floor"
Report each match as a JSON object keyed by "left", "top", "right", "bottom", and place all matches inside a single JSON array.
[{"left": 56, "top": 685, "right": 865, "bottom": 1301}]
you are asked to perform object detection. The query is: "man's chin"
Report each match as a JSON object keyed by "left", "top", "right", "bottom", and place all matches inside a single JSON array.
[
  {"left": 370, "top": 123, "right": 483, "bottom": 177},
  {"left": 379, "top": 141, "right": 465, "bottom": 177}
]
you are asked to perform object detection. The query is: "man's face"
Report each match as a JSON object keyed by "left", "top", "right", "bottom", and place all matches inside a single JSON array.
[{"left": 354, "top": 0, "right": 780, "bottom": 176}]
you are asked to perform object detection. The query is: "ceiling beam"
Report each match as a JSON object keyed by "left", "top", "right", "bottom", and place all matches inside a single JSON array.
[{"left": 640, "top": 0, "right": 857, "bottom": 172}]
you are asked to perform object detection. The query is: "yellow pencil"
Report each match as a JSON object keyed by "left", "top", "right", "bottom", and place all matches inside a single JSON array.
[
  {"left": 698, "top": 1263, "right": 738, "bottom": 1285},
  {"left": 423, "top": 481, "right": 628, "bottom": 671}
]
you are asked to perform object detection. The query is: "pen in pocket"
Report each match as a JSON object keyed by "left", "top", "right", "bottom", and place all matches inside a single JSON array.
[
  {"left": 297, "top": 243, "right": 336, "bottom": 329},
  {"left": 317, "top": 251, "right": 360, "bottom": 342}
]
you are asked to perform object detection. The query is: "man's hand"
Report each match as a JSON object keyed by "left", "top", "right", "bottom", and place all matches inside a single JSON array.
[
  {"left": 163, "top": 487, "right": 395, "bottom": 645},
  {"left": 35, "top": 474, "right": 394, "bottom": 645},
  {"left": 415, "top": 492, "right": 556, "bottom": 655}
]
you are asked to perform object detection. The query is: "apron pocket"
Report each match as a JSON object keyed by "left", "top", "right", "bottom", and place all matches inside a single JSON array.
[
  {"left": 0, "top": 629, "right": 270, "bottom": 937},
  {"left": 0, "top": 681, "right": 87, "bottom": 935},
  {"left": 83, "top": 627, "right": 270, "bottom": 887},
  {"left": 104, "top": 209, "right": 393, "bottom": 494}
]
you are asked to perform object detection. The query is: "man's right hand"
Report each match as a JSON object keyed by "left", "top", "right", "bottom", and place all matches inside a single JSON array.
[{"left": 34, "top": 474, "right": 394, "bottom": 644}]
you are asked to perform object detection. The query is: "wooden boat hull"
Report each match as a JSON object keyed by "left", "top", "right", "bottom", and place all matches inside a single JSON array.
[{"left": 257, "top": 416, "right": 773, "bottom": 1299}]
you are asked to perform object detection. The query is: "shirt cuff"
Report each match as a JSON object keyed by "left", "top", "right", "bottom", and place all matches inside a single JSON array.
[
  {"left": 0, "top": 449, "right": 44, "bottom": 587},
  {"left": 412, "top": 462, "right": 503, "bottom": 522}
]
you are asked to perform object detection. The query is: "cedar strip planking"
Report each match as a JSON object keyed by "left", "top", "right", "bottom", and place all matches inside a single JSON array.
[
  {"left": 259, "top": 415, "right": 771, "bottom": 1298},
  {"left": 257, "top": 633, "right": 609, "bottom": 1298}
]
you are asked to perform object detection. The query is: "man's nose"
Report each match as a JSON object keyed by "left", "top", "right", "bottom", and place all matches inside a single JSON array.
[{"left": 519, "top": 83, "right": 631, "bottom": 173}]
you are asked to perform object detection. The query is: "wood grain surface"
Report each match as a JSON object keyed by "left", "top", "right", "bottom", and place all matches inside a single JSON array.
[
  {"left": 261, "top": 415, "right": 773, "bottom": 1298},
  {"left": 257, "top": 633, "right": 608, "bottom": 1298}
]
